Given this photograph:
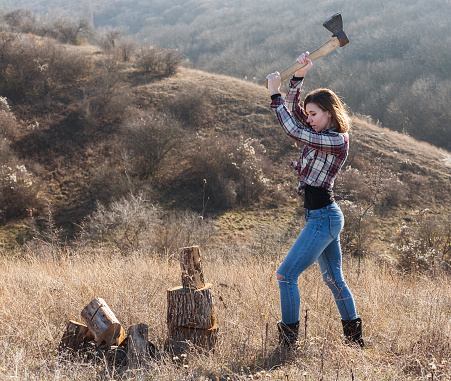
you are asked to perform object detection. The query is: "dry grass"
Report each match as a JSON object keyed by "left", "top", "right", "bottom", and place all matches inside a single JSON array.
[{"left": 1, "top": 235, "right": 451, "bottom": 380}]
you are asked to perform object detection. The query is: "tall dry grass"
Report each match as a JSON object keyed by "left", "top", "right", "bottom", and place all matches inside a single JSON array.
[{"left": 1, "top": 237, "right": 451, "bottom": 380}]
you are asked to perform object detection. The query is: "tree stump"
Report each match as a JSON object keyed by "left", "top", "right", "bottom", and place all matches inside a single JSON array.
[
  {"left": 58, "top": 320, "right": 89, "bottom": 353},
  {"left": 167, "top": 284, "right": 215, "bottom": 329},
  {"left": 81, "top": 298, "right": 126, "bottom": 348},
  {"left": 167, "top": 324, "right": 219, "bottom": 353},
  {"left": 127, "top": 323, "right": 149, "bottom": 368},
  {"left": 167, "top": 246, "right": 218, "bottom": 354}
]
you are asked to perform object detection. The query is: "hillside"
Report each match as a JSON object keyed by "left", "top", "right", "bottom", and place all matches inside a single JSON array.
[
  {"left": 1, "top": 0, "right": 450, "bottom": 151},
  {"left": 1, "top": 39, "right": 450, "bottom": 259}
]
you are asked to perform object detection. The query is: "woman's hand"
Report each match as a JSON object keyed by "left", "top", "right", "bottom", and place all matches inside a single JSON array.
[
  {"left": 294, "top": 52, "right": 312, "bottom": 78},
  {"left": 266, "top": 71, "right": 282, "bottom": 95}
]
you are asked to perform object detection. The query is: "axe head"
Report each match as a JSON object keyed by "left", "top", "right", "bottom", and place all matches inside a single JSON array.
[{"left": 323, "top": 13, "right": 349, "bottom": 47}]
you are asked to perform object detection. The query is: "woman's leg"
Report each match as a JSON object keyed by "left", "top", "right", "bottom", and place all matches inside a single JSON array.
[
  {"left": 276, "top": 208, "right": 336, "bottom": 324},
  {"left": 316, "top": 236, "right": 358, "bottom": 321}
]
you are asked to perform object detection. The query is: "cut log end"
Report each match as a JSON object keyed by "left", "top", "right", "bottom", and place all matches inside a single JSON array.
[{"left": 81, "top": 298, "right": 126, "bottom": 348}]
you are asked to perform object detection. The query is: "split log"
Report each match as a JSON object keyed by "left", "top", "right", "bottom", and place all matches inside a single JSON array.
[
  {"left": 179, "top": 246, "right": 205, "bottom": 289},
  {"left": 127, "top": 323, "right": 149, "bottom": 368},
  {"left": 58, "top": 320, "right": 89, "bottom": 353},
  {"left": 167, "top": 283, "right": 214, "bottom": 329},
  {"left": 81, "top": 298, "right": 126, "bottom": 348}
]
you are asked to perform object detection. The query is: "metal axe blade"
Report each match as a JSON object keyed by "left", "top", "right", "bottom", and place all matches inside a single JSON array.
[
  {"left": 323, "top": 13, "right": 349, "bottom": 47},
  {"left": 264, "top": 13, "right": 349, "bottom": 88}
]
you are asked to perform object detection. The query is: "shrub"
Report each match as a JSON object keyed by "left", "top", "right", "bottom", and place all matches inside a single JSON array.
[
  {"left": 184, "top": 136, "right": 270, "bottom": 209},
  {"left": 0, "top": 34, "right": 90, "bottom": 102},
  {"left": 78, "top": 192, "right": 213, "bottom": 256},
  {"left": 0, "top": 96, "right": 20, "bottom": 140},
  {"left": 0, "top": 163, "right": 41, "bottom": 221},
  {"left": 81, "top": 58, "right": 132, "bottom": 123},
  {"left": 3, "top": 8, "right": 36, "bottom": 33},
  {"left": 396, "top": 210, "right": 451, "bottom": 274},
  {"left": 78, "top": 192, "right": 160, "bottom": 253},
  {"left": 97, "top": 27, "right": 123, "bottom": 52},
  {"left": 0, "top": 139, "right": 13, "bottom": 164},
  {"left": 161, "top": 84, "right": 210, "bottom": 129},
  {"left": 120, "top": 110, "right": 183, "bottom": 179},
  {"left": 336, "top": 165, "right": 380, "bottom": 258},
  {"left": 152, "top": 210, "right": 214, "bottom": 258},
  {"left": 88, "top": 163, "right": 134, "bottom": 205},
  {"left": 43, "top": 14, "right": 92, "bottom": 44},
  {"left": 135, "top": 45, "right": 182, "bottom": 76}
]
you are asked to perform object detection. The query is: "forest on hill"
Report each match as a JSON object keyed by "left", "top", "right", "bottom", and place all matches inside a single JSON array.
[{"left": 0, "top": 0, "right": 450, "bottom": 151}]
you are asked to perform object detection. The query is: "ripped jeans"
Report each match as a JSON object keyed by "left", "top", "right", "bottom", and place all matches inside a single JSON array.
[{"left": 276, "top": 201, "right": 358, "bottom": 324}]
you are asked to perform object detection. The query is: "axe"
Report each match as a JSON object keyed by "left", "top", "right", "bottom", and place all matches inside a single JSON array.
[{"left": 264, "top": 13, "right": 349, "bottom": 88}]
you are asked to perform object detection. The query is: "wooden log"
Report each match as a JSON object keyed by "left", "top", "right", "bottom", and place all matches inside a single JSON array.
[
  {"left": 167, "top": 324, "right": 219, "bottom": 354},
  {"left": 127, "top": 323, "right": 149, "bottom": 368},
  {"left": 167, "top": 283, "right": 214, "bottom": 329},
  {"left": 179, "top": 246, "right": 205, "bottom": 289},
  {"left": 81, "top": 298, "right": 126, "bottom": 348},
  {"left": 58, "top": 320, "right": 89, "bottom": 353}
]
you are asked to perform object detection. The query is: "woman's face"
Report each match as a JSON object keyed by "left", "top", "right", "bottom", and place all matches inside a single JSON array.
[{"left": 305, "top": 103, "right": 332, "bottom": 132}]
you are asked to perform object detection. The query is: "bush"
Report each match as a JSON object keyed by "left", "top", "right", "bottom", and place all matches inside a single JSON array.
[
  {"left": 97, "top": 27, "right": 123, "bottom": 52},
  {"left": 120, "top": 110, "right": 183, "bottom": 179},
  {"left": 135, "top": 45, "right": 182, "bottom": 76},
  {"left": 0, "top": 96, "right": 20, "bottom": 140},
  {"left": 0, "top": 163, "right": 41, "bottom": 221},
  {"left": 78, "top": 192, "right": 213, "bottom": 256},
  {"left": 184, "top": 136, "right": 270, "bottom": 208},
  {"left": 0, "top": 34, "right": 90, "bottom": 102},
  {"left": 3, "top": 8, "right": 36, "bottom": 34},
  {"left": 78, "top": 192, "right": 160, "bottom": 253},
  {"left": 88, "top": 163, "right": 135, "bottom": 205},
  {"left": 0, "top": 139, "right": 13, "bottom": 164},
  {"left": 396, "top": 210, "right": 451, "bottom": 274},
  {"left": 81, "top": 58, "right": 132, "bottom": 123},
  {"left": 42, "top": 14, "right": 92, "bottom": 44},
  {"left": 161, "top": 84, "right": 210, "bottom": 129}
]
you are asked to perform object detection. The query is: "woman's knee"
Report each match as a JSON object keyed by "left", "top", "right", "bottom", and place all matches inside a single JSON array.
[
  {"left": 276, "top": 272, "right": 297, "bottom": 285},
  {"left": 323, "top": 276, "right": 346, "bottom": 292}
]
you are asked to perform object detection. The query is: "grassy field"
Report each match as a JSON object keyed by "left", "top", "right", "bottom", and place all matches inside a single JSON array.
[{"left": 1, "top": 229, "right": 450, "bottom": 380}]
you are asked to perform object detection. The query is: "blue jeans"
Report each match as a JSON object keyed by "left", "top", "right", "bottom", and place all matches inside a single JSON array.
[{"left": 276, "top": 201, "right": 358, "bottom": 324}]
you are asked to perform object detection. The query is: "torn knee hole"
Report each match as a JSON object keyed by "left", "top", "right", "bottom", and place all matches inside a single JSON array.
[{"left": 276, "top": 273, "right": 285, "bottom": 280}]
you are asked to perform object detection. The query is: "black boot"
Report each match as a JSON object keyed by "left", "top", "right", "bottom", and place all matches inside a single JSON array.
[
  {"left": 277, "top": 321, "right": 299, "bottom": 348},
  {"left": 341, "top": 317, "right": 365, "bottom": 348}
]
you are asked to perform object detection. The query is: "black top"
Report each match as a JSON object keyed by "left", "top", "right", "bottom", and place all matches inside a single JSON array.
[{"left": 304, "top": 185, "right": 334, "bottom": 210}]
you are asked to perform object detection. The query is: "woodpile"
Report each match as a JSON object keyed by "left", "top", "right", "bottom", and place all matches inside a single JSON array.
[
  {"left": 58, "top": 298, "right": 155, "bottom": 369},
  {"left": 58, "top": 245, "right": 218, "bottom": 366}
]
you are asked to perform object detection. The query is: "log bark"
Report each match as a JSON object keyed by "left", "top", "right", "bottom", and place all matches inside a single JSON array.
[
  {"left": 81, "top": 298, "right": 126, "bottom": 348},
  {"left": 167, "top": 283, "right": 214, "bottom": 329},
  {"left": 127, "top": 323, "right": 149, "bottom": 368},
  {"left": 179, "top": 246, "right": 205, "bottom": 289},
  {"left": 58, "top": 320, "right": 89, "bottom": 353},
  {"left": 167, "top": 324, "right": 219, "bottom": 354}
]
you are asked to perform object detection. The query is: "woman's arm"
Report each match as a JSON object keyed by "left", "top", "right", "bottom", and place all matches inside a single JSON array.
[{"left": 271, "top": 97, "right": 348, "bottom": 155}]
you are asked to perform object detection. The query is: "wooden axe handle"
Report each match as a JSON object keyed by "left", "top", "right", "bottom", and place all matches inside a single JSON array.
[{"left": 264, "top": 36, "right": 341, "bottom": 88}]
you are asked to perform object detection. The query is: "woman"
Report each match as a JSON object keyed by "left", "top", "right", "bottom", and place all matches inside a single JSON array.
[{"left": 266, "top": 52, "right": 364, "bottom": 348}]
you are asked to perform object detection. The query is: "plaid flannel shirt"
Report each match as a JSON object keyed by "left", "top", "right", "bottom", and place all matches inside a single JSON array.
[{"left": 270, "top": 77, "right": 349, "bottom": 194}]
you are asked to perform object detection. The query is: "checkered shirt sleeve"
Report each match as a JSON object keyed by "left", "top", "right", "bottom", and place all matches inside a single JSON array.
[{"left": 270, "top": 78, "right": 349, "bottom": 191}]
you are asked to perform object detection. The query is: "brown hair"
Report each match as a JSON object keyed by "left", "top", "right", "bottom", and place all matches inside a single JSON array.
[{"left": 303, "top": 88, "right": 351, "bottom": 133}]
